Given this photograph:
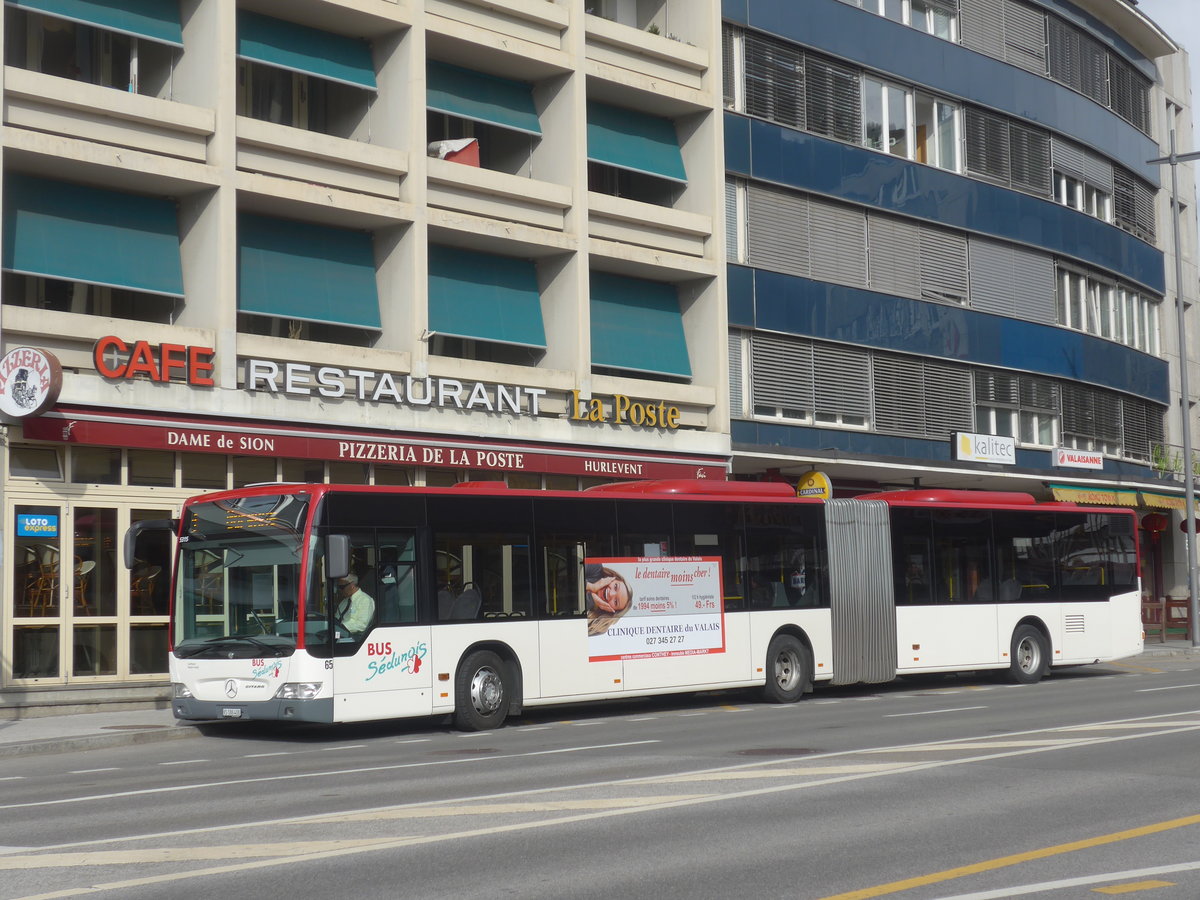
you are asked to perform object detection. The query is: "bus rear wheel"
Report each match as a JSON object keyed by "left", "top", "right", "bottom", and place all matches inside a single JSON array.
[
  {"left": 1007, "top": 625, "right": 1048, "bottom": 684},
  {"left": 763, "top": 634, "right": 811, "bottom": 703},
  {"left": 454, "top": 650, "right": 510, "bottom": 731}
]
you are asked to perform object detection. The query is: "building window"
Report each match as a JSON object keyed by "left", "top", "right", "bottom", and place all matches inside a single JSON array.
[
  {"left": 4, "top": 7, "right": 179, "bottom": 97},
  {"left": 914, "top": 93, "right": 959, "bottom": 171},
  {"left": 1057, "top": 268, "right": 1160, "bottom": 354},
  {"left": 235, "top": 11, "right": 375, "bottom": 139},
  {"left": 1054, "top": 172, "right": 1113, "bottom": 223},
  {"left": 974, "top": 372, "right": 1059, "bottom": 449},
  {"left": 863, "top": 77, "right": 911, "bottom": 157},
  {"left": 853, "top": 0, "right": 957, "bottom": 41},
  {"left": 587, "top": 163, "right": 681, "bottom": 207},
  {"left": 237, "top": 313, "right": 377, "bottom": 348},
  {"left": 2, "top": 273, "right": 177, "bottom": 324},
  {"left": 429, "top": 335, "right": 544, "bottom": 367}
]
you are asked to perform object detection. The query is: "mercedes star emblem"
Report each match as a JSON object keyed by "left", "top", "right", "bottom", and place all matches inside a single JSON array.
[{"left": 224, "top": 679, "right": 238, "bottom": 698}]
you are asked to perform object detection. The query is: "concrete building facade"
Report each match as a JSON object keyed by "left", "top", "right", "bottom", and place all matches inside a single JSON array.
[{"left": 0, "top": 0, "right": 726, "bottom": 697}]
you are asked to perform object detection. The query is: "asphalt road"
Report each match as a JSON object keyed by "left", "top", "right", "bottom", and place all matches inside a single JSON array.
[{"left": 1, "top": 655, "right": 1198, "bottom": 900}]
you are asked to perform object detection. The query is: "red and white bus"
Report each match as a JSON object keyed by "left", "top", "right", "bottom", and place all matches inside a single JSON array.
[{"left": 126, "top": 480, "right": 1143, "bottom": 730}]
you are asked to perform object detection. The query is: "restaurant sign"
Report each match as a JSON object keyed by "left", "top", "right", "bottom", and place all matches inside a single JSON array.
[{"left": 22, "top": 412, "right": 726, "bottom": 480}]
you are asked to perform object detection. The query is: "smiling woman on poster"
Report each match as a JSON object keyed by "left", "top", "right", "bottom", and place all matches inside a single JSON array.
[{"left": 584, "top": 562, "right": 633, "bottom": 635}]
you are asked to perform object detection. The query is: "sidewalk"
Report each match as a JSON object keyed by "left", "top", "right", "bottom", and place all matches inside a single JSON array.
[{"left": 1, "top": 644, "right": 1197, "bottom": 759}]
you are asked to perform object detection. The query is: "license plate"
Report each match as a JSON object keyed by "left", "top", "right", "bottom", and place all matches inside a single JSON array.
[{"left": 221, "top": 707, "right": 243, "bottom": 718}]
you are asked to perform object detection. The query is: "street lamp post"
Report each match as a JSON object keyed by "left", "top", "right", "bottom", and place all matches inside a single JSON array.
[{"left": 1149, "top": 129, "right": 1200, "bottom": 648}]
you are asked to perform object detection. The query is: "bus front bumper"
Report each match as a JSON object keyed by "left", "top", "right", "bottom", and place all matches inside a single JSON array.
[{"left": 173, "top": 697, "right": 334, "bottom": 723}]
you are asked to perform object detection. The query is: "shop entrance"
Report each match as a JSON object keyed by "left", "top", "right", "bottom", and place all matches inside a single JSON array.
[{"left": 9, "top": 501, "right": 175, "bottom": 682}]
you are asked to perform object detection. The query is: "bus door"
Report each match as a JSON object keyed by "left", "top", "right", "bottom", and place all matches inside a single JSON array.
[
  {"left": 826, "top": 499, "right": 897, "bottom": 685},
  {"left": 329, "top": 530, "right": 433, "bottom": 721}
]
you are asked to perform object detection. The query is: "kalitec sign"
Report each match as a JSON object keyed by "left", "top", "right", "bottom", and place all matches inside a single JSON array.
[
  {"left": 22, "top": 413, "right": 727, "bottom": 480},
  {"left": 0, "top": 347, "right": 62, "bottom": 418},
  {"left": 953, "top": 431, "right": 1016, "bottom": 465}
]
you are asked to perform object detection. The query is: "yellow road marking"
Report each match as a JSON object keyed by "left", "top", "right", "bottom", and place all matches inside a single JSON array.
[
  {"left": 1107, "top": 661, "right": 1164, "bottom": 673},
  {"left": 816, "top": 814, "right": 1200, "bottom": 900},
  {"left": 1092, "top": 881, "right": 1176, "bottom": 894}
]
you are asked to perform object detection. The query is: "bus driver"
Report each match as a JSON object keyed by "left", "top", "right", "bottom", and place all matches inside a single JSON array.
[{"left": 336, "top": 573, "right": 375, "bottom": 636}]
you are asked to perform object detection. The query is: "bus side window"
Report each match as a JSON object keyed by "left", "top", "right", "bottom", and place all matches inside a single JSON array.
[
  {"left": 616, "top": 499, "right": 672, "bottom": 559},
  {"left": 671, "top": 501, "right": 747, "bottom": 610},
  {"left": 743, "top": 504, "right": 828, "bottom": 609},
  {"left": 531, "top": 497, "right": 617, "bottom": 618},
  {"left": 892, "top": 509, "right": 933, "bottom": 606},
  {"left": 374, "top": 532, "right": 417, "bottom": 625},
  {"left": 993, "top": 511, "right": 1058, "bottom": 602}
]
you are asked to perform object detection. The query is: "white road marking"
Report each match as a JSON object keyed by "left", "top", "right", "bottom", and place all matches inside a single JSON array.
[
  {"left": 885, "top": 706, "right": 987, "bottom": 718},
  {"left": 319, "top": 744, "right": 367, "bottom": 750},
  {"left": 1136, "top": 682, "right": 1200, "bottom": 692},
  {"left": 926, "top": 860, "right": 1200, "bottom": 900},
  {"left": 0, "top": 777, "right": 24, "bottom": 782},
  {"left": 68, "top": 769, "right": 121, "bottom": 775},
  {"left": 158, "top": 760, "right": 207, "bottom": 766},
  {"left": 394, "top": 739, "right": 430, "bottom": 745},
  {"left": 0, "top": 740, "right": 663, "bottom": 811},
  {"left": 242, "top": 753, "right": 289, "bottom": 758}
]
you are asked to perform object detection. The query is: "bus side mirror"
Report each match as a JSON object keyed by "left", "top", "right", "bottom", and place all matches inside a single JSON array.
[
  {"left": 123, "top": 519, "right": 179, "bottom": 568},
  {"left": 326, "top": 534, "right": 351, "bottom": 581}
]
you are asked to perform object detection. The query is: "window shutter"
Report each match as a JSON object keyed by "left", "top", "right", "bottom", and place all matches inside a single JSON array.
[
  {"left": 919, "top": 225, "right": 969, "bottom": 305},
  {"left": 964, "top": 107, "right": 1011, "bottom": 185},
  {"left": 743, "top": 31, "right": 805, "bottom": 128},
  {"left": 725, "top": 179, "right": 741, "bottom": 261},
  {"left": 1047, "top": 16, "right": 1082, "bottom": 92},
  {"left": 722, "top": 25, "right": 737, "bottom": 109},
  {"left": 1121, "top": 397, "right": 1150, "bottom": 461},
  {"left": 1009, "top": 121, "right": 1052, "bottom": 197},
  {"left": 805, "top": 53, "right": 861, "bottom": 144},
  {"left": 809, "top": 196, "right": 868, "bottom": 288},
  {"left": 1082, "top": 151, "right": 1114, "bottom": 195},
  {"left": 1112, "top": 168, "right": 1138, "bottom": 236},
  {"left": 1051, "top": 136, "right": 1086, "bottom": 182},
  {"left": 751, "top": 333, "right": 814, "bottom": 412},
  {"left": 867, "top": 214, "right": 921, "bottom": 299},
  {"left": 1094, "top": 390, "right": 1122, "bottom": 442},
  {"left": 968, "top": 238, "right": 1016, "bottom": 315},
  {"left": 1002, "top": 0, "right": 1046, "bottom": 75},
  {"left": 1019, "top": 376, "right": 1058, "bottom": 411},
  {"left": 1078, "top": 31, "right": 1110, "bottom": 108},
  {"left": 923, "top": 359, "right": 974, "bottom": 438},
  {"left": 814, "top": 342, "right": 871, "bottom": 420},
  {"left": 1060, "top": 383, "right": 1095, "bottom": 437},
  {"left": 974, "top": 370, "right": 1019, "bottom": 405},
  {"left": 728, "top": 330, "right": 745, "bottom": 416},
  {"left": 1009, "top": 245, "right": 1056, "bottom": 325},
  {"left": 959, "top": 0, "right": 1006, "bottom": 61},
  {"left": 1133, "top": 179, "right": 1157, "bottom": 243},
  {"left": 872, "top": 354, "right": 926, "bottom": 437},
  {"left": 746, "top": 183, "right": 810, "bottom": 277}
]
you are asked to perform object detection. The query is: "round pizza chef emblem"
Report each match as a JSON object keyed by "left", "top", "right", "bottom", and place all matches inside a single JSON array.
[{"left": 0, "top": 347, "right": 63, "bottom": 418}]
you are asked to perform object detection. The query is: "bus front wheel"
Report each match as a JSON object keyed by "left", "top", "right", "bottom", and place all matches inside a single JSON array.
[
  {"left": 1007, "top": 625, "right": 1048, "bottom": 684},
  {"left": 454, "top": 650, "right": 510, "bottom": 731},
  {"left": 763, "top": 634, "right": 811, "bottom": 703}
]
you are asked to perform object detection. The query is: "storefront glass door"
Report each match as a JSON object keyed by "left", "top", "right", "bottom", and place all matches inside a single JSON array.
[{"left": 8, "top": 502, "right": 174, "bottom": 682}]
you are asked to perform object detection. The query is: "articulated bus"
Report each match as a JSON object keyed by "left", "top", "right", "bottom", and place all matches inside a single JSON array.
[{"left": 126, "top": 480, "right": 1143, "bottom": 731}]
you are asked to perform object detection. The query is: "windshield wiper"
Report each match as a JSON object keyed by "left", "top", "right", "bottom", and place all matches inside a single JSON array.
[{"left": 176, "top": 636, "right": 284, "bottom": 658}]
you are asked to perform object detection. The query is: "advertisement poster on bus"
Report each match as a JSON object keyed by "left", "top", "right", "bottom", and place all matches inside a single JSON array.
[{"left": 585, "top": 556, "right": 725, "bottom": 662}]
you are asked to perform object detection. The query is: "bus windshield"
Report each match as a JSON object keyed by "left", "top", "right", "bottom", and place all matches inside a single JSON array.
[{"left": 173, "top": 492, "right": 310, "bottom": 659}]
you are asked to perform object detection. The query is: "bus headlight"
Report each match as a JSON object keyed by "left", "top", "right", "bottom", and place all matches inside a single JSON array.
[
  {"left": 275, "top": 682, "right": 322, "bottom": 700},
  {"left": 173, "top": 683, "right": 194, "bottom": 699}
]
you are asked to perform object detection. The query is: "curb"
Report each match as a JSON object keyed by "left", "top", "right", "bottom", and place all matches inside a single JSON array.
[{"left": 0, "top": 724, "right": 200, "bottom": 759}]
